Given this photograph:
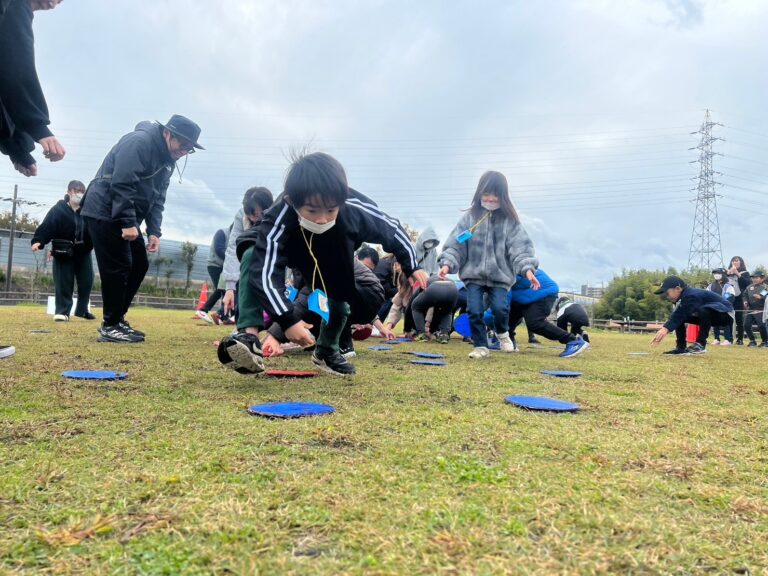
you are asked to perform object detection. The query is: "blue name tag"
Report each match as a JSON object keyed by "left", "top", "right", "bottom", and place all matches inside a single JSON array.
[
  {"left": 456, "top": 230, "right": 473, "bottom": 243},
  {"left": 285, "top": 286, "right": 298, "bottom": 302},
  {"left": 308, "top": 289, "right": 330, "bottom": 322}
]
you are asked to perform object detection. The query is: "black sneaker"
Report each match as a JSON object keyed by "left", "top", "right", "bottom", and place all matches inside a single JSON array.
[
  {"left": 217, "top": 332, "right": 264, "bottom": 375},
  {"left": 748, "top": 341, "right": 757, "bottom": 348},
  {"left": 760, "top": 342, "right": 768, "bottom": 348},
  {"left": 312, "top": 350, "right": 356, "bottom": 376},
  {"left": 682, "top": 343, "right": 706, "bottom": 355},
  {"left": 119, "top": 320, "right": 145, "bottom": 340},
  {"left": 736, "top": 339, "right": 744, "bottom": 346},
  {"left": 98, "top": 324, "right": 143, "bottom": 343},
  {"left": 528, "top": 337, "right": 542, "bottom": 345},
  {"left": 75, "top": 312, "right": 97, "bottom": 320},
  {"left": 581, "top": 332, "right": 590, "bottom": 344},
  {"left": 435, "top": 332, "right": 450, "bottom": 344},
  {"left": 663, "top": 348, "right": 687, "bottom": 355},
  {"left": 339, "top": 345, "right": 357, "bottom": 359}
]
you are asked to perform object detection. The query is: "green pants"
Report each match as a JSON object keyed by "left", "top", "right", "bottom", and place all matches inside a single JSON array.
[
  {"left": 236, "top": 247, "right": 263, "bottom": 331},
  {"left": 316, "top": 299, "right": 350, "bottom": 356}
]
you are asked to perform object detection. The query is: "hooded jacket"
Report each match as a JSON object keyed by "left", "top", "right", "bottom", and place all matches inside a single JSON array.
[
  {"left": 222, "top": 208, "right": 256, "bottom": 290},
  {"left": 80, "top": 121, "right": 173, "bottom": 237},
  {"left": 438, "top": 211, "right": 538, "bottom": 289},
  {"left": 507, "top": 269, "right": 559, "bottom": 306},
  {"left": 31, "top": 197, "right": 92, "bottom": 254},
  {"left": 414, "top": 226, "right": 440, "bottom": 275},
  {"left": 237, "top": 188, "right": 419, "bottom": 331},
  {"left": 663, "top": 287, "right": 734, "bottom": 332},
  {"left": 207, "top": 227, "right": 229, "bottom": 269}
]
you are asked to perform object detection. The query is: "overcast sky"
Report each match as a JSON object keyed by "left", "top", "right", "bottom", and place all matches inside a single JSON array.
[{"left": 2, "top": 0, "right": 767, "bottom": 290}]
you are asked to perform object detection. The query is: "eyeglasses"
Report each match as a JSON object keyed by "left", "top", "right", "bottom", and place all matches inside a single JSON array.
[{"left": 174, "top": 137, "right": 196, "bottom": 154}]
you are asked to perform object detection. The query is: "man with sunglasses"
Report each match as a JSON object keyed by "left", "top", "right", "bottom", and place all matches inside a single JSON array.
[{"left": 80, "top": 115, "right": 203, "bottom": 343}]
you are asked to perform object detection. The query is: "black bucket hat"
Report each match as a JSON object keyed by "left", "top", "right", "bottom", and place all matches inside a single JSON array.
[{"left": 158, "top": 114, "right": 204, "bottom": 150}]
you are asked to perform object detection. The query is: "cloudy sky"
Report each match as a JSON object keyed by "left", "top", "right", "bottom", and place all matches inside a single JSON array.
[{"left": 2, "top": 0, "right": 767, "bottom": 290}]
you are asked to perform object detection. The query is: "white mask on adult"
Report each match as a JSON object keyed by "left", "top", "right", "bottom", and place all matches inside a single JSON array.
[
  {"left": 297, "top": 214, "right": 336, "bottom": 235},
  {"left": 69, "top": 193, "right": 83, "bottom": 206},
  {"left": 481, "top": 200, "right": 500, "bottom": 211}
]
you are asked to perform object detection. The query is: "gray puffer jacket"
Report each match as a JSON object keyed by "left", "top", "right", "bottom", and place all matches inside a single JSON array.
[
  {"left": 415, "top": 226, "right": 440, "bottom": 275},
  {"left": 438, "top": 211, "right": 538, "bottom": 289}
]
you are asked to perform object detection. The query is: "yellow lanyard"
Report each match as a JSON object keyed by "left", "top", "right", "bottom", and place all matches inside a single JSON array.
[
  {"left": 300, "top": 228, "right": 328, "bottom": 295},
  {"left": 468, "top": 211, "right": 491, "bottom": 233}
]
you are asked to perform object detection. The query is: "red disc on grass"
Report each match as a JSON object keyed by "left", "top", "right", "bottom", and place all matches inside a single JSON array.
[{"left": 352, "top": 325, "right": 373, "bottom": 341}]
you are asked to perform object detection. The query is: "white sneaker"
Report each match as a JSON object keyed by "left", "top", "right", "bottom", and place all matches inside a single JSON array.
[
  {"left": 53, "top": 314, "right": 69, "bottom": 322},
  {"left": 196, "top": 310, "right": 214, "bottom": 324},
  {"left": 497, "top": 332, "right": 517, "bottom": 353},
  {"left": 468, "top": 346, "right": 490, "bottom": 359}
]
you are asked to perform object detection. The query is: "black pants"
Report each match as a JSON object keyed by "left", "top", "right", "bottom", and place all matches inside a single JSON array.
[
  {"left": 733, "top": 295, "right": 745, "bottom": 340},
  {"left": 52, "top": 251, "right": 94, "bottom": 316},
  {"left": 411, "top": 281, "right": 459, "bottom": 335},
  {"left": 201, "top": 265, "right": 224, "bottom": 312},
  {"left": 85, "top": 217, "right": 149, "bottom": 326},
  {"left": 509, "top": 296, "right": 575, "bottom": 344},
  {"left": 744, "top": 312, "right": 767, "bottom": 343},
  {"left": 674, "top": 308, "right": 732, "bottom": 349},
  {"left": 556, "top": 306, "right": 590, "bottom": 336}
]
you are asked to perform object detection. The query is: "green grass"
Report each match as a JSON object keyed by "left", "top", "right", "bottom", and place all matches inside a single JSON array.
[{"left": 1, "top": 307, "right": 766, "bottom": 575}]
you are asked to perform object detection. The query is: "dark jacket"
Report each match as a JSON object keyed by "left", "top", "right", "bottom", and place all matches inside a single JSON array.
[
  {"left": 744, "top": 283, "right": 767, "bottom": 311},
  {"left": 238, "top": 189, "right": 419, "bottom": 331},
  {"left": 664, "top": 287, "right": 734, "bottom": 332},
  {"left": 31, "top": 198, "right": 92, "bottom": 254},
  {"left": 268, "top": 260, "right": 385, "bottom": 342},
  {"left": 0, "top": 0, "right": 53, "bottom": 166},
  {"left": 80, "top": 121, "right": 173, "bottom": 236},
  {"left": 374, "top": 255, "right": 398, "bottom": 299}
]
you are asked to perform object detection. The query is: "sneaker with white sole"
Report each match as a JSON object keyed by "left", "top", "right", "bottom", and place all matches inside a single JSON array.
[
  {"left": 53, "top": 314, "right": 69, "bottom": 322},
  {"left": 497, "top": 332, "right": 517, "bottom": 353},
  {"left": 196, "top": 310, "right": 214, "bottom": 324},
  {"left": 560, "top": 338, "right": 590, "bottom": 358},
  {"left": 682, "top": 342, "right": 706, "bottom": 355},
  {"left": 339, "top": 345, "right": 357, "bottom": 359},
  {"left": 468, "top": 346, "right": 490, "bottom": 359},
  {"left": 0, "top": 345, "right": 16, "bottom": 359},
  {"left": 721, "top": 340, "right": 732, "bottom": 347},
  {"left": 98, "top": 324, "right": 143, "bottom": 344},
  {"left": 217, "top": 332, "right": 264, "bottom": 374},
  {"left": 312, "top": 350, "right": 356, "bottom": 376}
]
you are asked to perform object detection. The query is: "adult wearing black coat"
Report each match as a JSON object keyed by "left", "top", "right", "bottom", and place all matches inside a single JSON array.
[
  {"left": 80, "top": 115, "right": 203, "bottom": 343},
  {"left": 31, "top": 180, "right": 94, "bottom": 320},
  {"left": 727, "top": 255, "right": 751, "bottom": 345}
]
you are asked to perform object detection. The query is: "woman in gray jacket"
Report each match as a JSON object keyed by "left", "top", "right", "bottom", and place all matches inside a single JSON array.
[{"left": 439, "top": 171, "right": 539, "bottom": 359}]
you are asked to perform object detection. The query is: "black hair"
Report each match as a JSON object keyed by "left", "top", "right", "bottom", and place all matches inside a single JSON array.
[
  {"left": 357, "top": 246, "right": 380, "bottom": 267},
  {"left": 284, "top": 152, "right": 349, "bottom": 208},
  {"left": 67, "top": 180, "right": 85, "bottom": 192},
  {"left": 469, "top": 171, "right": 519, "bottom": 222},
  {"left": 243, "top": 187, "right": 273, "bottom": 217},
  {"left": 729, "top": 256, "right": 747, "bottom": 273}
]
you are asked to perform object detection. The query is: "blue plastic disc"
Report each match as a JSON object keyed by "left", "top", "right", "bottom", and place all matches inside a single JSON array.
[
  {"left": 505, "top": 395, "right": 580, "bottom": 413},
  {"left": 408, "top": 352, "right": 445, "bottom": 359},
  {"left": 247, "top": 402, "right": 335, "bottom": 419},
  {"left": 368, "top": 345, "right": 393, "bottom": 351},
  {"left": 454, "top": 313, "right": 471, "bottom": 338},
  {"left": 411, "top": 360, "right": 447, "bottom": 366},
  {"left": 541, "top": 370, "right": 582, "bottom": 378},
  {"left": 395, "top": 337, "right": 414, "bottom": 342},
  {"left": 62, "top": 370, "right": 128, "bottom": 380},
  {"left": 381, "top": 340, "right": 401, "bottom": 345}
]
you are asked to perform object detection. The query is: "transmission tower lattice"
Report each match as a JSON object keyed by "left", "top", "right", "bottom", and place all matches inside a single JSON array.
[{"left": 687, "top": 109, "right": 724, "bottom": 270}]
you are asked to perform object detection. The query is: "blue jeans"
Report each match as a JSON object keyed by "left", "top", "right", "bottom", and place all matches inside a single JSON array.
[
  {"left": 466, "top": 283, "right": 509, "bottom": 347},
  {"left": 712, "top": 323, "right": 733, "bottom": 342}
]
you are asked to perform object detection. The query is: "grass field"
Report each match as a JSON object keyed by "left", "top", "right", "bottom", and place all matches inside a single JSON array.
[{"left": 1, "top": 306, "right": 766, "bottom": 575}]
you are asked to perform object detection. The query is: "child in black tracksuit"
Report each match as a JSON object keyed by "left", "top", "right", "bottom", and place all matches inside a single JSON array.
[
  {"left": 743, "top": 269, "right": 768, "bottom": 347},
  {"left": 554, "top": 296, "right": 590, "bottom": 343},
  {"left": 222, "top": 152, "right": 426, "bottom": 376}
]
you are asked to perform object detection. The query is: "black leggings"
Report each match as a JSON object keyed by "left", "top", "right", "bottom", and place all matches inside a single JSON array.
[
  {"left": 509, "top": 296, "right": 575, "bottom": 344},
  {"left": 201, "top": 265, "right": 224, "bottom": 312},
  {"left": 411, "top": 281, "right": 459, "bottom": 334},
  {"left": 744, "top": 312, "right": 767, "bottom": 343},
  {"left": 675, "top": 308, "right": 732, "bottom": 348},
  {"left": 733, "top": 295, "right": 746, "bottom": 340}
]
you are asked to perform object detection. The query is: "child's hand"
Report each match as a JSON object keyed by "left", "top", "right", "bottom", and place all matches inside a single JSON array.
[
  {"left": 526, "top": 270, "right": 541, "bottom": 290},
  {"left": 410, "top": 269, "right": 428, "bottom": 289},
  {"left": 650, "top": 327, "right": 668, "bottom": 345},
  {"left": 381, "top": 324, "right": 396, "bottom": 341},
  {"left": 223, "top": 289, "right": 236, "bottom": 314},
  {"left": 261, "top": 333, "right": 284, "bottom": 357},
  {"left": 438, "top": 266, "right": 449, "bottom": 280},
  {"left": 285, "top": 321, "right": 315, "bottom": 348}
]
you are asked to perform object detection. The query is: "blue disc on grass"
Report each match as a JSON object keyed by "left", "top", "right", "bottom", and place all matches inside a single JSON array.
[
  {"left": 454, "top": 313, "right": 471, "bottom": 338},
  {"left": 381, "top": 340, "right": 401, "bottom": 345},
  {"left": 395, "top": 337, "right": 414, "bottom": 342},
  {"left": 62, "top": 370, "right": 128, "bottom": 380},
  {"left": 369, "top": 345, "right": 393, "bottom": 351},
  {"left": 505, "top": 395, "right": 580, "bottom": 413},
  {"left": 247, "top": 402, "right": 335, "bottom": 418},
  {"left": 411, "top": 360, "right": 447, "bottom": 366},
  {"left": 408, "top": 352, "right": 445, "bottom": 359},
  {"left": 541, "top": 370, "right": 582, "bottom": 378}
]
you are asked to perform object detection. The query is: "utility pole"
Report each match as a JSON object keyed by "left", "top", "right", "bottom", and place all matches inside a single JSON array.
[
  {"left": 2, "top": 185, "right": 42, "bottom": 294},
  {"left": 687, "top": 109, "right": 724, "bottom": 270}
]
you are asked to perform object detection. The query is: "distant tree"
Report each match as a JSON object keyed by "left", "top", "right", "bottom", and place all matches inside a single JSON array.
[
  {"left": 401, "top": 223, "right": 420, "bottom": 244},
  {"left": 180, "top": 241, "right": 198, "bottom": 290},
  {"left": 164, "top": 259, "right": 175, "bottom": 294},
  {"left": 0, "top": 210, "right": 40, "bottom": 233}
]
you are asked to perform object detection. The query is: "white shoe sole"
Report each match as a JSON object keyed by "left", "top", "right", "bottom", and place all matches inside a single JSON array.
[
  {"left": 0, "top": 346, "right": 16, "bottom": 359},
  {"left": 226, "top": 340, "right": 265, "bottom": 374}
]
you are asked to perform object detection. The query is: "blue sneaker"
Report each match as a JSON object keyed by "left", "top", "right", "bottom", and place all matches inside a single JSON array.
[{"left": 560, "top": 338, "right": 589, "bottom": 358}]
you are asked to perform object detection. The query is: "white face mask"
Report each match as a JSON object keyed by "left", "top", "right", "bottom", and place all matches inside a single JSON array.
[
  {"left": 481, "top": 200, "right": 500, "bottom": 211},
  {"left": 713, "top": 273, "right": 723, "bottom": 281},
  {"left": 297, "top": 214, "right": 336, "bottom": 235},
  {"left": 70, "top": 193, "right": 83, "bottom": 205}
]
